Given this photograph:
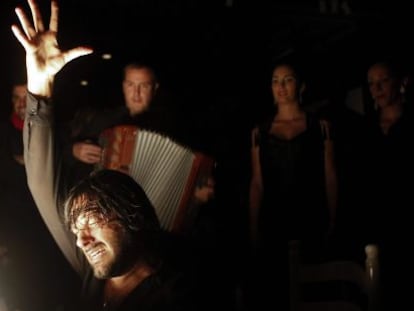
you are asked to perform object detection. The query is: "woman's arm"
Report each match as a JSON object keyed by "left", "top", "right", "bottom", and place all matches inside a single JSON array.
[
  {"left": 320, "top": 120, "right": 338, "bottom": 235},
  {"left": 249, "top": 127, "right": 264, "bottom": 248}
]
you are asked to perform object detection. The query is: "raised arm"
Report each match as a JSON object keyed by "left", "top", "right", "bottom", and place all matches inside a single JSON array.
[
  {"left": 11, "top": 0, "right": 92, "bottom": 97},
  {"left": 11, "top": 0, "right": 92, "bottom": 274}
]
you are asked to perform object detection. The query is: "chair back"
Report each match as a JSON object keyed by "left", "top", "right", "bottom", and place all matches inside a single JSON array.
[{"left": 289, "top": 240, "right": 380, "bottom": 311}]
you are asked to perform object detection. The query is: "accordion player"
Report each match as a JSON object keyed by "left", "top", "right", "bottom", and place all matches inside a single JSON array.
[{"left": 96, "top": 125, "right": 215, "bottom": 233}]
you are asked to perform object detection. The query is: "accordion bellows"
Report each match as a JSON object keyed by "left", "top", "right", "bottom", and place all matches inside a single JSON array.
[{"left": 97, "top": 125, "right": 214, "bottom": 233}]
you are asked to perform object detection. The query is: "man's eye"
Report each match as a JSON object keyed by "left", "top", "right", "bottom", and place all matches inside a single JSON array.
[
  {"left": 74, "top": 212, "right": 103, "bottom": 230},
  {"left": 144, "top": 82, "right": 155, "bottom": 89},
  {"left": 87, "top": 214, "right": 105, "bottom": 226}
]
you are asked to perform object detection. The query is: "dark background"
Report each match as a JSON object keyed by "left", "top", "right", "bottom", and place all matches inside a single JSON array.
[
  {"left": 0, "top": 2, "right": 412, "bottom": 308},
  {"left": 1, "top": 0, "right": 413, "bottom": 124}
]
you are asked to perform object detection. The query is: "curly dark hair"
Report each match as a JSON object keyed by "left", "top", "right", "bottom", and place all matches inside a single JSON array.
[{"left": 64, "top": 169, "right": 160, "bottom": 235}]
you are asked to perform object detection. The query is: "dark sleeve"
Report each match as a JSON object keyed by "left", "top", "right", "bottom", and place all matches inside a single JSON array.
[{"left": 60, "top": 105, "right": 129, "bottom": 163}]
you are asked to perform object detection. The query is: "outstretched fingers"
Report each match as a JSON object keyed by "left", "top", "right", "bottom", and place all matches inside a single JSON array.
[
  {"left": 11, "top": 24, "right": 33, "bottom": 51},
  {"left": 14, "top": 7, "right": 36, "bottom": 39},
  {"left": 49, "top": 0, "right": 59, "bottom": 33},
  {"left": 28, "top": 0, "right": 45, "bottom": 32}
]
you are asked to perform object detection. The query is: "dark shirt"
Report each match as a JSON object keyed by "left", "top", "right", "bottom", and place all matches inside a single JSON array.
[
  {"left": 365, "top": 108, "right": 414, "bottom": 239},
  {"left": 80, "top": 236, "right": 199, "bottom": 311},
  {"left": 257, "top": 113, "right": 328, "bottom": 244},
  {"left": 365, "top": 107, "right": 414, "bottom": 310}
]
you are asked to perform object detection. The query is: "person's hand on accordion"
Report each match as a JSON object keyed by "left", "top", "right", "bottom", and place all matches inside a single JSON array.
[
  {"left": 194, "top": 176, "right": 215, "bottom": 204},
  {"left": 11, "top": 0, "right": 93, "bottom": 98},
  {"left": 73, "top": 141, "right": 103, "bottom": 164}
]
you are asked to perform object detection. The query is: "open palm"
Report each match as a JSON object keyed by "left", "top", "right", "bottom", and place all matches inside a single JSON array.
[{"left": 11, "top": 0, "right": 92, "bottom": 96}]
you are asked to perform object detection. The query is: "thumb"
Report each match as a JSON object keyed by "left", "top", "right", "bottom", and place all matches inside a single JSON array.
[{"left": 64, "top": 46, "right": 93, "bottom": 64}]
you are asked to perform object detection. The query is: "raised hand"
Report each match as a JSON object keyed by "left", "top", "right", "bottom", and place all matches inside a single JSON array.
[{"left": 11, "top": 0, "right": 93, "bottom": 97}]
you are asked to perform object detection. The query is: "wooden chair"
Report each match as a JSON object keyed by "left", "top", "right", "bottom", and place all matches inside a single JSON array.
[{"left": 289, "top": 240, "right": 380, "bottom": 311}]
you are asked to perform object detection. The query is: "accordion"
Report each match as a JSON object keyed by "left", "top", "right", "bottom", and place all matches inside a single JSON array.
[{"left": 97, "top": 125, "right": 215, "bottom": 233}]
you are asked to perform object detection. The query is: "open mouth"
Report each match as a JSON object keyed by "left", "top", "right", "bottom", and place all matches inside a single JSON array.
[{"left": 86, "top": 247, "right": 106, "bottom": 264}]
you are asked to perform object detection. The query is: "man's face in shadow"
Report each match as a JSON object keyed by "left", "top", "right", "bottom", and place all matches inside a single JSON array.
[
  {"left": 123, "top": 67, "right": 159, "bottom": 116},
  {"left": 12, "top": 84, "right": 27, "bottom": 120}
]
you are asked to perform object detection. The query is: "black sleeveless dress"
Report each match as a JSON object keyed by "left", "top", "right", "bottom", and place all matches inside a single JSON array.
[{"left": 257, "top": 113, "right": 329, "bottom": 255}]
